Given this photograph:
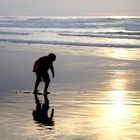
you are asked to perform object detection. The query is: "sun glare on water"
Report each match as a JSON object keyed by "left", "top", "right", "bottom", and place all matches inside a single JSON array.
[
  {"left": 107, "top": 70, "right": 130, "bottom": 118},
  {"left": 109, "top": 90, "right": 127, "bottom": 120}
]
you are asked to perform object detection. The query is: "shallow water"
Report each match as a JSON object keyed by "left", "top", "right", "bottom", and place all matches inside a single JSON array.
[
  {"left": 0, "top": 45, "right": 140, "bottom": 139},
  {"left": 1, "top": 89, "right": 140, "bottom": 140}
]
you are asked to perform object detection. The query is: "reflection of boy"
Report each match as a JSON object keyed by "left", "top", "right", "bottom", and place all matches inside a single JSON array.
[
  {"left": 33, "top": 53, "right": 56, "bottom": 94},
  {"left": 32, "top": 94, "right": 54, "bottom": 125}
]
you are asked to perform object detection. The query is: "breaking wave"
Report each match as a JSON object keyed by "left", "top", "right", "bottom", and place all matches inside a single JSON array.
[{"left": 0, "top": 38, "right": 140, "bottom": 48}]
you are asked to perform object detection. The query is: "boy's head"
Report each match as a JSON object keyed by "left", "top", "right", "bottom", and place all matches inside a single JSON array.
[{"left": 48, "top": 53, "right": 56, "bottom": 62}]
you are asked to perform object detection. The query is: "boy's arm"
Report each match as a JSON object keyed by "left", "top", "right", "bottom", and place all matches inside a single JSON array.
[
  {"left": 33, "top": 61, "right": 38, "bottom": 72},
  {"left": 50, "top": 64, "right": 55, "bottom": 78}
]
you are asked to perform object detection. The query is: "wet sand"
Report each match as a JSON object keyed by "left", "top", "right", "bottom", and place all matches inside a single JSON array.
[
  {"left": 1, "top": 90, "right": 140, "bottom": 140},
  {"left": 0, "top": 45, "right": 140, "bottom": 140}
]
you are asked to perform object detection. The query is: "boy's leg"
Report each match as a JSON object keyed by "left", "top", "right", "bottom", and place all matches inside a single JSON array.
[
  {"left": 43, "top": 72, "right": 50, "bottom": 94},
  {"left": 33, "top": 72, "right": 42, "bottom": 93},
  {"left": 34, "top": 80, "right": 40, "bottom": 93},
  {"left": 44, "top": 82, "right": 50, "bottom": 93}
]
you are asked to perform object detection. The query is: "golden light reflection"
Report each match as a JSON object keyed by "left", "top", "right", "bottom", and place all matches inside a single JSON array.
[
  {"left": 110, "top": 16, "right": 132, "bottom": 19},
  {"left": 109, "top": 71, "right": 128, "bottom": 91},
  {"left": 98, "top": 47, "right": 140, "bottom": 60},
  {"left": 102, "top": 70, "right": 131, "bottom": 122},
  {"left": 110, "top": 90, "right": 127, "bottom": 120},
  {"left": 112, "top": 79, "right": 126, "bottom": 90},
  {"left": 110, "top": 48, "right": 129, "bottom": 60}
]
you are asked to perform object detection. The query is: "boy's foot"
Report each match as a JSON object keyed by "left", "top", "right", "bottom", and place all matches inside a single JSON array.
[{"left": 44, "top": 91, "right": 50, "bottom": 95}]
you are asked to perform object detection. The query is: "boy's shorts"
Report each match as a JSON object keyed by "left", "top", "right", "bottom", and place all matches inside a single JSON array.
[{"left": 36, "top": 72, "right": 50, "bottom": 83}]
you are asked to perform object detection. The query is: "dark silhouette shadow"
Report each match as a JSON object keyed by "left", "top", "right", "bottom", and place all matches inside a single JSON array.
[{"left": 32, "top": 94, "right": 54, "bottom": 126}]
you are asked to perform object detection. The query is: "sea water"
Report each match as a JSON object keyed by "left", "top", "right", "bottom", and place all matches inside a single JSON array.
[
  {"left": 0, "top": 16, "right": 140, "bottom": 47},
  {"left": 0, "top": 16, "right": 140, "bottom": 140}
]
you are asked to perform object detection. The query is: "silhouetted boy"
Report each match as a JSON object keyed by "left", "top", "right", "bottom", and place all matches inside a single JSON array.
[{"left": 33, "top": 53, "right": 56, "bottom": 94}]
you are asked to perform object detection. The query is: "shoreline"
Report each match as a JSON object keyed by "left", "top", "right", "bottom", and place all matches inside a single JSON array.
[{"left": 0, "top": 45, "right": 140, "bottom": 93}]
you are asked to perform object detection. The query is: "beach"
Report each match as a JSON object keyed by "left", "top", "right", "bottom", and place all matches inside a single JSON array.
[{"left": 0, "top": 16, "right": 140, "bottom": 140}]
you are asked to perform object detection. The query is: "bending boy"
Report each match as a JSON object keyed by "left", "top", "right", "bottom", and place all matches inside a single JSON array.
[{"left": 33, "top": 53, "right": 56, "bottom": 94}]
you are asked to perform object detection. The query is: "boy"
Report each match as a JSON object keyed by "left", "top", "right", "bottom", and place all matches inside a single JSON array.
[{"left": 33, "top": 53, "right": 56, "bottom": 94}]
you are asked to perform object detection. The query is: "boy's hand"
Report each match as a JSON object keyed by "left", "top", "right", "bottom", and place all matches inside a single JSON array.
[{"left": 52, "top": 73, "right": 55, "bottom": 78}]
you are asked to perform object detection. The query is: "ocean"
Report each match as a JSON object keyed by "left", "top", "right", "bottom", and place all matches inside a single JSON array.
[
  {"left": 0, "top": 16, "right": 140, "bottom": 140},
  {"left": 0, "top": 16, "right": 140, "bottom": 48}
]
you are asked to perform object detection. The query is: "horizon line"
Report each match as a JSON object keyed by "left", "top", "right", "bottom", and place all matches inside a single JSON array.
[{"left": 0, "top": 15, "right": 140, "bottom": 18}]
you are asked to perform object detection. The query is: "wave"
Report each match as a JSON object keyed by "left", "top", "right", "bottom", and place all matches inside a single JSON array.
[
  {"left": 59, "top": 32, "right": 140, "bottom": 40},
  {"left": 0, "top": 38, "right": 140, "bottom": 48},
  {"left": 0, "top": 31, "right": 30, "bottom": 35},
  {"left": 0, "top": 17, "right": 140, "bottom": 31},
  {"left": 98, "top": 31, "right": 140, "bottom": 36}
]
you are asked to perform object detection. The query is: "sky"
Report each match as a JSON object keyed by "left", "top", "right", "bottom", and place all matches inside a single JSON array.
[{"left": 0, "top": 0, "right": 140, "bottom": 16}]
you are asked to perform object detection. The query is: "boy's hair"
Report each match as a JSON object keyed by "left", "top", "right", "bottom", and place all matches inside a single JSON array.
[{"left": 48, "top": 53, "right": 56, "bottom": 61}]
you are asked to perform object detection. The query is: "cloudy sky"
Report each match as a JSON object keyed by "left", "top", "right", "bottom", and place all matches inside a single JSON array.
[{"left": 0, "top": 0, "right": 139, "bottom": 16}]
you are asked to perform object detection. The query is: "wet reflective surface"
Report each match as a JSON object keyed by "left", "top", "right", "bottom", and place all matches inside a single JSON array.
[
  {"left": 0, "top": 46, "right": 140, "bottom": 140},
  {"left": 1, "top": 90, "right": 140, "bottom": 140},
  {"left": 0, "top": 16, "right": 140, "bottom": 139}
]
